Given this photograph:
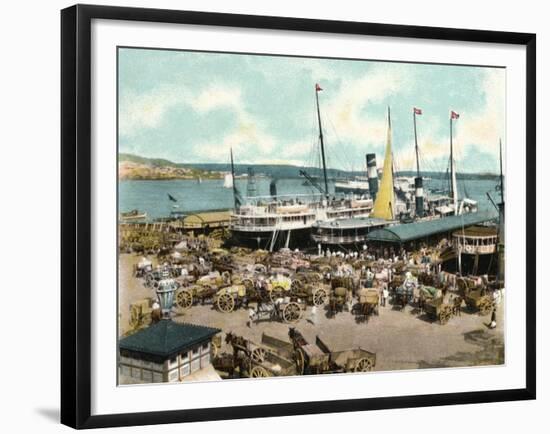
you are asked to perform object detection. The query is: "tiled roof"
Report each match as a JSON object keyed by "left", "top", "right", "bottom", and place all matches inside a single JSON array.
[{"left": 119, "top": 320, "right": 220, "bottom": 358}]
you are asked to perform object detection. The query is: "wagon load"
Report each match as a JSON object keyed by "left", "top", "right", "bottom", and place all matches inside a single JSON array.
[
  {"left": 423, "top": 297, "right": 453, "bottom": 325},
  {"left": 419, "top": 285, "right": 440, "bottom": 299},
  {"left": 215, "top": 284, "right": 248, "bottom": 312},
  {"left": 289, "top": 328, "right": 376, "bottom": 375},
  {"left": 290, "top": 272, "right": 328, "bottom": 306},
  {"left": 328, "top": 286, "right": 349, "bottom": 314},
  {"left": 355, "top": 288, "right": 380, "bottom": 318},
  {"left": 249, "top": 297, "right": 305, "bottom": 324},
  {"left": 222, "top": 332, "right": 298, "bottom": 378},
  {"left": 394, "top": 272, "right": 417, "bottom": 308},
  {"left": 464, "top": 288, "right": 494, "bottom": 315}
]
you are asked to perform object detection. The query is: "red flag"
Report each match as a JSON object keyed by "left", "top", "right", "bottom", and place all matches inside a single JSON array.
[
  {"left": 451, "top": 110, "right": 460, "bottom": 119},
  {"left": 315, "top": 83, "right": 323, "bottom": 92},
  {"left": 414, "top": 107, "right": 422, "bottom": 115}
]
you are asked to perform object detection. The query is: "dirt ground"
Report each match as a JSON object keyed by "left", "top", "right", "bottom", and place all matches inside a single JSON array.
[{"left": 118, "top": 253, "right": 504, "bottom": 373}]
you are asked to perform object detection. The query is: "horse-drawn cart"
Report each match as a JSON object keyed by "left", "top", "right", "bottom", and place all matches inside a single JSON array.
[
  {"left": 248, "top": 297, "right": 306, "bottom": 324},
  {"left": 423, "top": 297, "right": 453, "bottom": 325},
  {"left": 355, "top": 288, "right": 380, "bottom": 319},
  {"left": 290, "top": 273, "right": 329, "bottom": 306},
  {"left": 289, "top": 328, "right": 376, "bottom": 375},
  {"left": 464, "top": 288, "right": 494, "bottom": 315},
  {"left": 223, "top": 332, "right": 298, "bottom": 378},
  {"left": 128, "top": 297, "right": 160, "bottom": 330}
]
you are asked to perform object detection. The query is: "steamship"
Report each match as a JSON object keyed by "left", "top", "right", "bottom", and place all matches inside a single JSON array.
[
  {"left": 312, "top": 107, "right": 478, "bottom": 248},
  {"left": 229, "top": 83, "right": 373, "bottom": 251}
]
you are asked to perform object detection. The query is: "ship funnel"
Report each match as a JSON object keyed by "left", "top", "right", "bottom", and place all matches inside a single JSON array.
[
  {"left": 415, "top": 176, "right": 424, "bottom": 218},
  {"left": 366, "top": 153, "right": 378, "bottom": 200},
  {"left": 270, "top": 179, "right": 277, "bottom": 197},
  {"left": 246, "top": 167, "right": 257, "bottom": 197}
]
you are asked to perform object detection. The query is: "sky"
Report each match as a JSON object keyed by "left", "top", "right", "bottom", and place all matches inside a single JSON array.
[{"left": 118, "top": 48, "right": 505, "bottom": 174}]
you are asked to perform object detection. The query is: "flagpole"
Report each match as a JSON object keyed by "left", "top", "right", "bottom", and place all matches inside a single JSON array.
[
  {"left": 499, "top": 138, "right": 504, "bottom": 205},
  {"left": 450, "top": 116, "right": 453, "bottom": 200},
  {"left": 315, "top": 85, "right": 329, "bottom": 201},
  {"left": 413, "top": 109, "right": 420, "bottom": 178}
]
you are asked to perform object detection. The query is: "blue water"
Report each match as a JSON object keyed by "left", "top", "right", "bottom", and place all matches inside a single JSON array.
[{"left": 119, "top": 178, "right": 500, "bottom": 221}]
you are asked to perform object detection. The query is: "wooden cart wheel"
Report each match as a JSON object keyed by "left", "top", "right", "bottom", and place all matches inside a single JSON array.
[
  {"left": 354, "top": 357, "right": 374, "bottom": 372},
  {"left": 294, "top": 348, "right": 305, "bottom": 375},
  {"left": 211, "top": 342, "right": 219, "bottom": 358},
  {"left": 478, "top": 297, "right": 493, "bottom": 316},
  {"left": 283, "top": 302, "right": 302, "bottom": 323},
  {"left": 439, "top": 305, "right": 452, "bottom": 325},
  {"left": 312, "top": 288, "right": 328, "bottom": 306},
  {"left": 250, "top": 366, "right": 269, "bottom": 378},
  {"left": 175, "top": 288, "right": 193, "bottom": 309},
  {"left": 129, "top": 306, "right": 141, "bottom": 329},
  {"left": 270, "top": 286, "right": 285, "bottom": 303},
  {"left": 251, "top": 347, "right": 266, "bottom": 364},
  {"left": 217, "top": 293, "right": 235, "bottom": 313},
  {"left": 290, "top": 279, "right": 303, "bottom": 294}
]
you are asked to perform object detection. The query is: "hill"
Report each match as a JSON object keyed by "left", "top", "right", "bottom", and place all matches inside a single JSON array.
[{"left": 118, "top": 153, "right": 499, "bottom": 181}]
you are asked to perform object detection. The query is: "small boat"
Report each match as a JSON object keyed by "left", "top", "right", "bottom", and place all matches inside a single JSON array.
[{"left": 120, "top": 209, "right": 147, "bottom": 222}]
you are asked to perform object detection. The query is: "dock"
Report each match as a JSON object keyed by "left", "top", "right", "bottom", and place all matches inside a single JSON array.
[{"left": 119, "top": 209, "right": 232, "bottom": 235}]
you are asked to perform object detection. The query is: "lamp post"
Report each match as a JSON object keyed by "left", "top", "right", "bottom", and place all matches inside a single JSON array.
[{"left": 156, "top": 277, "right": 177, "bottom": 320}]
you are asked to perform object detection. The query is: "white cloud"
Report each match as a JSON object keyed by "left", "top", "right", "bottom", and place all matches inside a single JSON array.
[
  {"left": 119, "top": 84, "right": 190, "bottom": 137},
  {"left": 191, "top": 86, "right": 243, "bottom": 114},
  {"left": 322, "top": 65, "right": 411, "bottom": 149},
  {"left": 457, "top": 69, "right": 505, "bottom": 164},
  {"left": 404, "top": 69, "right": 505, "bottom": 173}
]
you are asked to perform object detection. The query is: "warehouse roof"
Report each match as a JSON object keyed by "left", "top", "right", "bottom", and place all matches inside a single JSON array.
[
  {"left": 366, "top": 212, "right": 497, "bottom": 243},
  {"left": 119, "top": 320, "right": 220, "bottom": 358}
]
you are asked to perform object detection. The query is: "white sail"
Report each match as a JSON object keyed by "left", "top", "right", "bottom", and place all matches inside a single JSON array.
[{"left": 223, "top": 173, "right": 233, "bottom": 188}]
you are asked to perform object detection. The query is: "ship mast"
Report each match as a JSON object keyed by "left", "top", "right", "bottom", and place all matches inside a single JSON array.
[
  {"left": 230, "top": 147, "right": 240, "bottom": 209},
  {"left": 499, "top": 138, "right": 504, "bottom": 205},
  {"left": 315, "top": 83, "right": 329, "bottom": 201},
  {"left": 449, "top": 111, "right": 459, "bottom": 215},
  {"left": 498, "top": 138, "right": 505, "bottom": 283},
  {"left": 413, "top": 107, "right": 424, "bottom": 217},
  {"left": 413, "top": 109, "right": 421, "bottom": 178}
]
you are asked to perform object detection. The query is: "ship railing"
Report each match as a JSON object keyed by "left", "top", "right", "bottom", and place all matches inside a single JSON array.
[
  {"left": 457, "top": 244, "right": 497, "bottom": 255},
  {"left": 311, "top": 234, "right": 368, "bottom": 244},
  {"left": 231, "top": 221, "right": 312, "bottom": 231}
]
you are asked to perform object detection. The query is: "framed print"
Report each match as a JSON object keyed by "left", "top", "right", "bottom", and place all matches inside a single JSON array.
[{"left": 60, "top": 4, "right": 536, "bottom": 429}]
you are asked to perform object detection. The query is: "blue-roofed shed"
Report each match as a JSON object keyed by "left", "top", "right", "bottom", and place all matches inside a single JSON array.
[
  {"left": 366, "top": 212, "right": 497, "bottom": 244},
  {"left": 119, "top": 320, "right": 220, "bottom": 358},
  {"left": 119, "top": 320, "right": 221, "bottom": 384}
]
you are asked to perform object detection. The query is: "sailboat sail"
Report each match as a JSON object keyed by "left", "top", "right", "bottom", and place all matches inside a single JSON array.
[
  {"left": 223, "top": 173, "right": 233, "bottom": 188},
  {"left": 371, "top": 108, "right": 395, "bottom": 220}
]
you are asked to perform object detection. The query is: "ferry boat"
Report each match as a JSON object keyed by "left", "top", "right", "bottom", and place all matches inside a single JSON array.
[
  {"left": 119, "top": 209, "right": 147, "bottom": 223},
  {"left": 229, "top": 83, "right": 373, "bottom": 250},
  {"left": 231, "top": 195, "right": 373, "bottom": 250},
  {"left": 334, "top": 177, "right": 370, "bottom": 195},
  {"left": 311, "top": 216, "right": 388, "bottom": 247}
]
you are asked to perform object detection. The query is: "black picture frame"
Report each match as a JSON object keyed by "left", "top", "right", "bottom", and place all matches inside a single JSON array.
[{"left": 61, "top": 4, "right": 536, "bottom": 429}]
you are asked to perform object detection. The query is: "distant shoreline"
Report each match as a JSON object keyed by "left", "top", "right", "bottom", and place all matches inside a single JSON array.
[{"left": 118, "top": 152, "right": 500, "bottom": 181}]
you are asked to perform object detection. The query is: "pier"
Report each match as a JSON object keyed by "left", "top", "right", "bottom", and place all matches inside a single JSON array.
[{"left": 119, "top": 209, "right": 232, "bottom": 235}]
